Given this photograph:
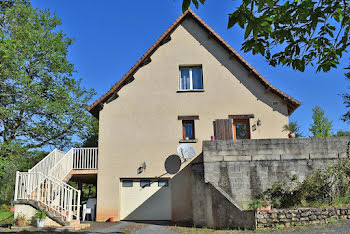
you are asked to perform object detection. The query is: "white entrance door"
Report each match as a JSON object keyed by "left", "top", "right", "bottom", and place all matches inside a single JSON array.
[{"left": 120, "top": 179, "right": 171, "bottom": 220}]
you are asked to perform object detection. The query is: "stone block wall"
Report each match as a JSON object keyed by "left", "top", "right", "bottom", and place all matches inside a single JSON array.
[
  {"left": 203, "top": 137, "right": 350, "bottom": 209},
  {"left": 256, "top": 206, "right": 350, "bottom": 228},
  {"left": 191, "top": 163, "right": 255, "bottom": 230}
]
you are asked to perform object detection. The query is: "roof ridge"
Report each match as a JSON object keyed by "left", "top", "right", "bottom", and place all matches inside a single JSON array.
[{"left": 88, "top": 10, "right": 301, "bottom": 117}]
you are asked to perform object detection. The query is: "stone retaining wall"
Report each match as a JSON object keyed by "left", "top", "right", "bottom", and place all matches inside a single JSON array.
[
  {"left": 256, "top": 206, "right": 350, "bottom": 228},
  {"left": 193, "top": 137, "right": 350, "bottom": 229},
  {"left": 203, "top": 137, "right": 350, "bottom": 209}
]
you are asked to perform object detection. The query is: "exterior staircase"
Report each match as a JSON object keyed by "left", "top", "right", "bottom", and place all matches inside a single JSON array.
[{"left": 14, "top": 148, "right": 98, "bottom": 227}]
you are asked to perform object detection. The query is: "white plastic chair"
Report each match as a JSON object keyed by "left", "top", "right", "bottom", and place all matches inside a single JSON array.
[{"left": 82, "top": 198, "right": 96, "bottom": 221}]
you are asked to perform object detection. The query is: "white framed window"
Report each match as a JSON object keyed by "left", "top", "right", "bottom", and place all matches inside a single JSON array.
[
  {"left": 122, "top": 180, "right": 133, "bottom": 187},
  {"left": 158, "top": 180, "right": 169, "bottom": 187},
  {"left": 140, "top": 180, "right": 150, "bottom": 188},
  {"left": 179, "top": 66, "right": 203, "bottom": 90}
]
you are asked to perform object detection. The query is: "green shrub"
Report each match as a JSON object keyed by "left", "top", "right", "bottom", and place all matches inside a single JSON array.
[
  {"left": 0, "top": 204, "right": 8, "bottom": 211},
  {"left": 248, "top": 200, "right": 262, "bottom": 210},
  {"left": 251, "top": 158, "right": 350, "bottom": 209},
  {"left": 34, "top": 209, "right": 46, "bottom": 221}
]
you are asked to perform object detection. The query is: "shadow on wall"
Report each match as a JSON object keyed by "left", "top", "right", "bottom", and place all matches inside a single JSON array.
[
  {"left": 122, "top": 153, "right": 203, "bottom": 225},
  {"left": 123, "top": 185, "right": 170, "bottom": 221},
  {"left": 181, "top": 18, "right": 288, "bottom": 117},
  {"left": 192, "top": 163, "right": 256, "bottom": 230}
]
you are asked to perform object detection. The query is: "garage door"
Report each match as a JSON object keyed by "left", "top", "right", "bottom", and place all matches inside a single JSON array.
[{"left": 120, "top": 179, "right": 171, "bottom": 220}]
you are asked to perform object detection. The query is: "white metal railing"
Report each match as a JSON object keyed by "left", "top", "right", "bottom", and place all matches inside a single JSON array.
[
  {"left": 28, "top": 149, "right": 66, "bottom": 176},
  {"left": 49, "top": 148, "right": 74, "bottom": 182},
  {"left": 14, "top": 172, "right": 80, "bottom": 221},
  {"left": 73, "top": 148, "right": 98, "bottom": 170},
  {"left": 14, "top": 147, "right": 98, "bottom": 223}
]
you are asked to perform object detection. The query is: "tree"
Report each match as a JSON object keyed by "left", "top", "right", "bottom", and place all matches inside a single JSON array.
[
  {"left": 0, "top": 0, "right": 95, "bottom": 153},
  {"left": 309, "top": 106, "right": 333, "bottom": 137},
  {"left": 0, "top": 1, "right": 96, "bottom": 204},
  {"left": 181, "top": 0, "right": 350, "bottom": 73},
  {"left": 181, "top": 1, "right": 350, "bottom": 125},
  {"left": 79, "top": 118, "right": 99, "bottom": 148},
  {"left": 282, "top": 121, "right": 303, "bottom": 138},
  {"left": 0, "top": 147, "right": 46, "bottom": 204},
  {"left": 332, "top": 130, "right": 350, "bottom": 137}
]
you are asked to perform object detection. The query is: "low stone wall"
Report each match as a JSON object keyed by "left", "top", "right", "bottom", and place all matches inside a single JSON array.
[{"left": 256, "top": 206, "right": 350, "bottom": 228}]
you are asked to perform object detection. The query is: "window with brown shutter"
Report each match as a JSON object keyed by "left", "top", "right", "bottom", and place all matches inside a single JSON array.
[{"left": 214, "top": 119, "right": 233, "bottom": 140}]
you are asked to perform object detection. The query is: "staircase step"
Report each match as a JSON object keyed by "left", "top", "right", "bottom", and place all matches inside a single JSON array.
[
  {"left": 69, "top": 220, "right": 80, "bottom": 226},
  {"left": 15, "top": 200, "right": 79, "bottom": 227}
]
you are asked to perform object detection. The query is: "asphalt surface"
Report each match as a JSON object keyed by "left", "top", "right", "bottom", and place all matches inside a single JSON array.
[
  {"left": 1, "top": 219, "right": 349, "bottom": 233},
  {"left": 85, "top": 220, "right": 350, "bottom": 233}
]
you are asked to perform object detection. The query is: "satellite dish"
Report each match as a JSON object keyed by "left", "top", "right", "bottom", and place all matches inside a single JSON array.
[
  {"left": 177, "top": 144, "right": 196, "bottom": 160},
  {"left": 165, "top": 155, "right": 181, "bottom": 174}
]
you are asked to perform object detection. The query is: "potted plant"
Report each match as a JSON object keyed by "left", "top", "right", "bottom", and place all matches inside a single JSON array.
[
  {"left": 282, "top": 121, "right": 301, "bottom": 138},
  {"left": 256, "top": 195, "right": 271, "bottom": 211},
  {"left": 9, "top": 201, "right": 15, "bottom": 212},
  {"left": 34, "top": 209, "right": 46, "bottom": 228},
  {"left": 15, "top": 213, "right": 26, "bottom": 227}
]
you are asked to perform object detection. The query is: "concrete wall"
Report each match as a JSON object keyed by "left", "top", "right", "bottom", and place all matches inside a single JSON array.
[
  {"left": 96, "top": 16, "right": 292, "bottom": 221},
  {"left": 14, "top": 204, "right": 61, "bottom": 227},
  {"left": 203, "top": 137, "right": 350, "bottom": 209},
  {"left": 192, "top": 163, "right": 255, "bottom": 229}
]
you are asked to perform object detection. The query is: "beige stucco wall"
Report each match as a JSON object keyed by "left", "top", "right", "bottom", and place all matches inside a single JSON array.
[{"left": 96, "top": 17, "right": 290, "bottom": 222}]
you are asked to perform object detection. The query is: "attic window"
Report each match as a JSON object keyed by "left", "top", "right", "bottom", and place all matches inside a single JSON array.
[{"left": 179, "top": 66, "right": 203, "bottom": 90}]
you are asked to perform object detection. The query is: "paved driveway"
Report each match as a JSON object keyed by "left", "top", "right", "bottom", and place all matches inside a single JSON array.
[
  {"left": 1, "top": 220, "right": 349, "bottom": 233},
  {"left": 86, "top": 220, "right": 350, "bottom": 234},
  {"left": 85, "top": 221, "right": 178, "bottom": 234}
]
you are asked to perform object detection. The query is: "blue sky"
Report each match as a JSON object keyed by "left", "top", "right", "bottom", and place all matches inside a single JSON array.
[{"left": 31, "top": 0, "right": 350, "bottom": 136}]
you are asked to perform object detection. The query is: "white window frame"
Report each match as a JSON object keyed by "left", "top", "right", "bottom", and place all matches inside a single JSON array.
[{"left": 179, "top": 67, "right": 203, "bottom": 90}]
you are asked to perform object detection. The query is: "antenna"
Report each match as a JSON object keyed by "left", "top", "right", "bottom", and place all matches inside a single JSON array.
[
  {"left": 164, "top": 155, "right": 181, "bottom": 174},
  {"left": 177, "top": 144, "right": 196, "bottom": 161}
]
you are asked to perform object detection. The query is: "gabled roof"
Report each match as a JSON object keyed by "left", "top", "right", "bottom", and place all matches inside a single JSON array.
[{"left": 88, "top": 9, "right": 301, "bottom": 118}]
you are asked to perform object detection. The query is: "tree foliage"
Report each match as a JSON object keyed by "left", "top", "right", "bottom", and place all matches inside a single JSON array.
[
  {"left": 0, "top": 0, "right": 95, "bottom": 152},
  {"left": 0, "top": 145, "right": 46, "bottom": 204},
  {"left": 333, "top": 130, "right": 350, "bottom": 136},
  {"left": 309, "top": 106, "right": 333, "bottom": 137},
  {"left": 0, "top": 1, "right": 96, "bottom": 204},
  {"left": 79, "top": 118, "right": 98, "bottom": 148},
  {"left": 181, "top": 0, "right": 350, "bottom": 72}
]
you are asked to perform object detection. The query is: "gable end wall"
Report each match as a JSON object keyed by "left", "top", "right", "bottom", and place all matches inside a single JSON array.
[{"left": 96, "top": 18, "right": 290, "bottom": 222}]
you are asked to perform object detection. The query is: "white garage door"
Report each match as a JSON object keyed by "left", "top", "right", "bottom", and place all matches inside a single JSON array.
[{"left": 120, "top": 179, "right": 171, "bottom": 220}]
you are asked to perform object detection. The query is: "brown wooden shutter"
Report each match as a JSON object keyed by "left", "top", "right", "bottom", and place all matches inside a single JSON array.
[{"left": 214, "top": 119, "right": 233, "bottom": 140}]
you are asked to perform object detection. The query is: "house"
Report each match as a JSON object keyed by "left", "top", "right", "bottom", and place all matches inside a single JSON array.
[{"left": 13, "top": 9, "right": 300, "bottom": 227}]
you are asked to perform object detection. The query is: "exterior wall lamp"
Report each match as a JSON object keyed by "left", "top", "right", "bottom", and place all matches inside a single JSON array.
[
  {"left": 257, "top": 119, "right": 262, "bottom": 126},
  {"left": 137, "top": 162, "right": 146, "bottom": 174}
]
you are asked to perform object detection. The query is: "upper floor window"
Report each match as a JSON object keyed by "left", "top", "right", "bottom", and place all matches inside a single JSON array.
[{"left": 179, "top": 66, "right": 203, "bottom": 90}]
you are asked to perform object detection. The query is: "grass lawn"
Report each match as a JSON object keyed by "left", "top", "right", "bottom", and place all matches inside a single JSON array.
[
  {"left": 0, "top": 210, "right": 13, "bottom": 221},
  {"left": 0, "top": 210, "right": 14, "bottom": 227}
]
